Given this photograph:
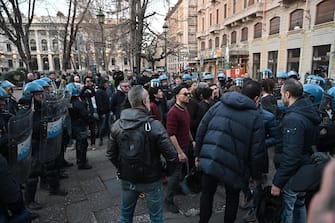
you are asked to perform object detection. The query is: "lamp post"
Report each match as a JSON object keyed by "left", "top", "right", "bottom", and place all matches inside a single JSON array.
[
  {"left": 97, "top": 8, "right": 106, "bottom": 71},
  {"left": 163, "top": 22, "right": 168, "bottom": 72}
]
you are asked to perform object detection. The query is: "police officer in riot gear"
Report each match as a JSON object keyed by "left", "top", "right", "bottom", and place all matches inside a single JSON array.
[
  {"left": 23, "top": 82, "right": 67, "bottom": 211},
  {"left": 67, "top": 83, "right": 92, "bottom": 169},
  {"left": 0, "top": 80, "right": 18, "bottom": 115}
]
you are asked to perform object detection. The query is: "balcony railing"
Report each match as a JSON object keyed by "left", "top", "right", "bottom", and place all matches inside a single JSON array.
[{"left": 223, "top": 3, "right": 263, "bottom": 27}]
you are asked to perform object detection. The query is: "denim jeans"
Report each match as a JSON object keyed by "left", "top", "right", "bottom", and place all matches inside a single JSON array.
[
  {"left": 98, "top": 113, "right": 110, "bottom": 142},
  {"left": 119, "top": 180, "right": 164, "bottom": 223},
  {"left": 281, "top": 178, "right": 307, "bottom": 223}
]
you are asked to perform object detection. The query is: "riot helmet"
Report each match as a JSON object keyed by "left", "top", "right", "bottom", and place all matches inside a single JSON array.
[
  {"left": 33, "top": 79, "right": 50, "bottom": 88},
  {"left": 276, "top": 72, "right": 288, "bottom": 80},
  {"left": 182, "top": 74, "right": 192, "bottom": 81},
  {"left": 288, "top": 70, "right": 299, "bottom": 80},
  {"left": 303, "top": 84, "right": 324, "bottom": 106},
  {"left": 204, "top": 73, "right": 214, "bottom": 81},
  {"left": 40, "top": 77, "right": 52, "bottom": 84},
  {"left": 65, "top": 82, "right": 80, "bottom": 97},
  {"left": 159, "top": 74, "right": 168, "bottom": 82},
  {"left": 22, "top": 82, "right": 44, "bottom": 101},
  {"left": 306, "top": 75, "right": 326, "bottom": 89},
  {"left": 235, "top": 78, "right": 244, "bottom": 87},
  {"left": 0, "top": 80, "right": 15, "bottom": 89},
  {"left": 0, "top": 87, "right": 9, "bottom": 113},
  {"left": 217, "top": 72, "right": 226, "bottom": 79},
  {"left": 262, "top": 68, "right": 273, "bottom": 79},
  {"left": 150, "top": 78, "right": 160, "bottom": 88},
  {"left": 327, "top": 87, "right": 335, "bottom": 111}
]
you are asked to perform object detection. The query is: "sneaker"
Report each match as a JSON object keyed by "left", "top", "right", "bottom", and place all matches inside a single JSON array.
[
  {"left": 243, "top": 209, "right": 256, "bottom": 222},
  {"left": 26, "top": 201, "right": 42, "bottom": 211},
  {"left": 49, "top": 189, "right": 68, "bottom": 196},
  {"left": 91, "top": 144, "right": 96, "bottom": 151},
  {"left": 165, "top": 199, "right": 179, "bottom": 213}
]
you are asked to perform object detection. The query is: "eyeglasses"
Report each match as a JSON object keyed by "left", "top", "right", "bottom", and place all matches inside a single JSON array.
[{"left": 181, "top": 92, "right": 191, "bottom": 97}]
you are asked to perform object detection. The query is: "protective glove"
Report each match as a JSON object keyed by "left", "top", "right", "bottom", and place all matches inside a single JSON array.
[{"left": 311, "top": 152, "right": 331, "bottom": 165}]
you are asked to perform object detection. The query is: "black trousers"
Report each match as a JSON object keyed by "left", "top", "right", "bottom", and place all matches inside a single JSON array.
[{"left": 199, "top": 173, "right": 241, "bottom": 223}]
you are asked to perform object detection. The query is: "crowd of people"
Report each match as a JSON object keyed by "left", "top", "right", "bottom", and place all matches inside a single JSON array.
[{"left": 0, "top": 65, "right": 335, "bottom": 223}]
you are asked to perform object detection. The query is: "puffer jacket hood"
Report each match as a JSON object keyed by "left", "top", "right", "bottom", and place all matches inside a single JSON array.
[
  {"left": 119, "top": 108, "right": 151, "bottom": 130},
  {"left": 220, "top": 91, "right": 256, "bottom": 110},
  {"left": 285, "top": 97, "right": 321, "bottom": 125}
]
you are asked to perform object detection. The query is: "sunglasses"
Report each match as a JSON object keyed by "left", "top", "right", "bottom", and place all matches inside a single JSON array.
[{"left": 182, "top": 92, "right": 191, "bottom": 96}]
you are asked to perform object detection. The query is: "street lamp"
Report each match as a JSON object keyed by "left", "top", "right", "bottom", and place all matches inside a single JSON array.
[
  {"left": 97, "top": 8, "right": 106, "bottom": 71},
  {"left": 163, "top": 22, "right": 168, "bottom": 72}
]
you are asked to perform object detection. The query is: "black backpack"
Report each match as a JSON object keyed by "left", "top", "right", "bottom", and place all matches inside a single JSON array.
[
  {"left": 117, "top": 121, "right": 153, "bottom": 183},
  {"left": 256, "top": 186, "right": 283, "bottom": 223}
]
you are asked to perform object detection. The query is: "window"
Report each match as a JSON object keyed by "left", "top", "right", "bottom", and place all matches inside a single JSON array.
[
  {"left": 287, "top": 48, "right": 301, "bottom": 72},
  {"left": 233, "top": 0, "right": 236, "bottom": 13},
  {"left": 30, "top": 39, "right": 36, "bottom": 51},
  {"left": 6, "top": 43, "right": 11, "bottom": 52},
  {"left": 253, "top": 53, "right": 261, "bottom": 80},
  {"left": 241, "top": 27, "right": 248, "bottom": 41},
  {"left": 210, "top": 13, "right": 212, "bottom": 26},
  {"left": 43, "top": 57, "right": 49, "bottom": 70},
  {"left": 8, "top": 59, "right": 13, "bottom": 68},
  {"left": 312, "top": 45, "right": 330, "bottom": 75},
  {"left": 209, "top": 39, "right": 213, "bottom": 49},
  {"left": 52, "top": 39, "right": 58, "bottom": 51},
  {"left": 41, "top": 39, "right": 48, "bottom": 51},
  {"left": 231, "top": 31, "right": 236, "bottom": 44},
  {"left": 222, "top": 34, "right": 227, "bottom": 47},
  {"left": 254, "top": 23, "right": 262, "bottom": 39},
  {"left": 111, "top": 58, "right": 115, "bottom": 66},
  {"left": 201, "top": 41, "right": 205, "bottom": 50},
  {"left": 224, "top": 4, "right": 227, "bottom": 18},
  {"left": 289, "top": 9, "right": 303, "bottom": 31},
  {"left": 202, "top": 17, "right": 205, "bottom": 31},
  {"left": 215, "top": 37, "right": 220, "bottom": 48},
  {"left": 249, "top": 0, "right": 254, "bottom": 6},
  {"left": 315, "top": 0, "right": 334, "bottom": 25},
  {"left": 244, "top": 0, "right": 248, "bottom": 8},
  {"left": 124, "top": 57, "right": 128, "bottom": 65},
  {"left": 268, "top": 51, "right": 278, "bottom": 77},
  {"left": 216, "top": 9, "right": 219, "bottom": 24},
  {"left": 269, "top": 17, "right": 280, "bottom": 35}
]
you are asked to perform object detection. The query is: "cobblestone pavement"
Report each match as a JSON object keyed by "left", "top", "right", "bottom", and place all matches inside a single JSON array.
[{"left": 30, "top": 140, "right": 276, "bottom": 223}]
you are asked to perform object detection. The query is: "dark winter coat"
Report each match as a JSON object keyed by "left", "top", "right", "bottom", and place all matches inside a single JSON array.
[
  {"left": 110, "top": 90, "right": 126, "bottom": 120},
  {"left": 195, "top": 91, "right": 266, "bottom": 189},
  {"left": 272, "top": 97, "right": 321, "bottom": 188},
  {"left": 69, "top": 97, "right": 89, "bottom": 138},
  {"left": 106, "top": 108, "right": 178, "bottom": 183},
  {"left": 95, "top": 87, "right": 110, "bottom": 115}
]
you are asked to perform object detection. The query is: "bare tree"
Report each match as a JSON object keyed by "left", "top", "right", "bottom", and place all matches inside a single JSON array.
[
  {"left": 0, "top": 0, "right": 36, "bottom": 71},
  {"left": 61, "top": 0, "right": 92, "bottom": 71}
]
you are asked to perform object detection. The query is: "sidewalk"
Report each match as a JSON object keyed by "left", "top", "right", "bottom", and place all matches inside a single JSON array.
[{"left": 31, "top": 141, "right": 254, "bottom": 223}]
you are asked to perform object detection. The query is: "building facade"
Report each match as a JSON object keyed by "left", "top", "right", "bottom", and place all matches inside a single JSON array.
[
  {"left": 0, "top": 15, "right": 130, "bottom": 74},
  {"left": 165, "top": 0, "right": 198, "bottom": 74},
  {"left": 166, "top": 0, "right": 334, "bottom": 79}
]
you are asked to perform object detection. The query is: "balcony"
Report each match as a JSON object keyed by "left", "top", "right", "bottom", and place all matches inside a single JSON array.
[
  {"left": 209, "top": 24, "right": 220, "bottom": 34},
  {"left": 224, "top": 3, "right": 263, "bottom": 27},
  {"left": 280, "top": 0, "right": 306, "bottom": 8}
]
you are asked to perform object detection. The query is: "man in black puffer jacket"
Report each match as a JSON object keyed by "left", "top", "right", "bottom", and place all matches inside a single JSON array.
[
  {"left": 194, "top": 80, "right": 266, "bottom": 223},
  {"left": 106, "top": 85, "right": 178, "bottom": 222}
]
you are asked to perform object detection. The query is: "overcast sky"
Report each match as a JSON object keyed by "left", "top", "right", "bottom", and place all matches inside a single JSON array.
[{"left": 28, "top": 0, "right": 177, "bottom": 32}]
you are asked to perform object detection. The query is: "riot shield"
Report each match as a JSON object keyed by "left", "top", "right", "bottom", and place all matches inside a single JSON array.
[
  {"left": 38, "top": 92, "right": 67, "bottom": 163},
  {"left": 7, "top": 107, "right": 33, "bottom": 184}
]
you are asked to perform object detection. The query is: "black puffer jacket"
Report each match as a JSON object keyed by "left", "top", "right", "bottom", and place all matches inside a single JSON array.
[
  {"left": 107, "top": 108, "right": 178, "bottom": 183},
  {"left": 195, "top": 92, "right": 266, "bottom": 189},
  {"left": 273, "top": 97, "right": 320, "bottom": 188}
]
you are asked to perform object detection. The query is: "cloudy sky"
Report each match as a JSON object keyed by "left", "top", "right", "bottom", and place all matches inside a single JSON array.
[{"left": 28, "top": 0, "right": 178, "bottom": 32}]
